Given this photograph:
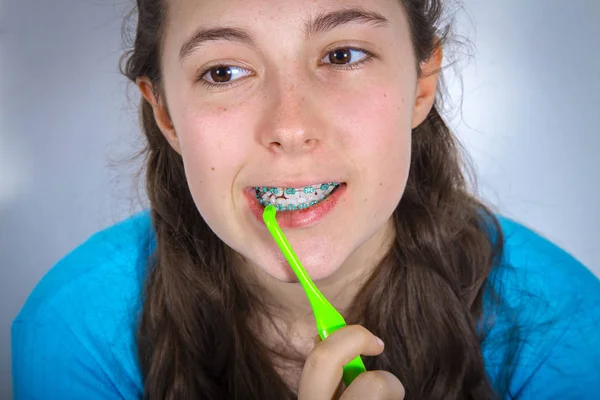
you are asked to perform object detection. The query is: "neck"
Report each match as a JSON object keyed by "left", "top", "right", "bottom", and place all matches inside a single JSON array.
[{"left": 241, "top": 219, "right": 395, "bottom": 329}]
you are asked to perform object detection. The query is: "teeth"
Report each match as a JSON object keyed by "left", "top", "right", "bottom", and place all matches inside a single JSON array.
[
  {"left": 255, "top": 182, "right": 340, "bottom": 212},
  {"left": 286, "top": 197, "right": 298, "bottom": 208}
]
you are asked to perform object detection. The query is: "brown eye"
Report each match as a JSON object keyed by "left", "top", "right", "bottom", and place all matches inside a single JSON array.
[
  {"left": 322, "top": 48, "right": 369, "bottom": 67},
  {"left": 210, "top": 66, "right": 233, "bottom": 83},
  {"left": 329, "top": 48, "right": 352, "bottom": 64},
  {"left": 200, "top": 65, "right": 251, "bottom": 87}
]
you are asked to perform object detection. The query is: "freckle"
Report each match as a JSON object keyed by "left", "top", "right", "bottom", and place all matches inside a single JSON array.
[
  {"left": 211, "top": 167, "right": 215, "bottom": 171},
  {"left": 384, "top": 93, "right": 387, "bottom": 98},
  {"left": 380, "top": 182, "right": 383, "bottom": 186}
]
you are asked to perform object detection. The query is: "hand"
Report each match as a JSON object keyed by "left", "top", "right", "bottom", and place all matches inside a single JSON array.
[{"left": 297, "top": 325, "right": 405, "bottom": 400}]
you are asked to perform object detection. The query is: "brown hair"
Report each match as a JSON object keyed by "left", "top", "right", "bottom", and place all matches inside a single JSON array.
[{"left": 121, "top": 0, "right": 511, "bottom": 398}]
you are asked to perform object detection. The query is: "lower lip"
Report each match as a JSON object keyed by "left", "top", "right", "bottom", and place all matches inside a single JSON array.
[{"left": 245, "top": 184, "right": 346, "bottom": 229}]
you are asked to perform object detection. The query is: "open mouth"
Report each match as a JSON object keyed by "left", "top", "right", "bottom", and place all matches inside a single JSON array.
[{"left": 254, "top": 182, "right": 341, "bottom": 212}]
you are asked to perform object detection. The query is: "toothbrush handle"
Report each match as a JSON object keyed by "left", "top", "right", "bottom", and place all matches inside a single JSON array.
[
  {"left": 263, "top": 206, "right": 367, "bottom": 387},
  {"left": 343, "top": 356, "right": 367, "bottom": 387}
]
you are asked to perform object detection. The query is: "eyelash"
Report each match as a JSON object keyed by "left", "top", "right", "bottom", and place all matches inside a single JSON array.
[{"left": 196, "top": 47, "right": 376, "bottom": 90}]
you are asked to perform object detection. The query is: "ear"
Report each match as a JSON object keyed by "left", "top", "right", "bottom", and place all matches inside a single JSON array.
[
  {"left": 136, "top": 77, "right": 181, "bottom": 154},
  {"left": 411, "top": 45, "right": 443, "bottom": 129}
]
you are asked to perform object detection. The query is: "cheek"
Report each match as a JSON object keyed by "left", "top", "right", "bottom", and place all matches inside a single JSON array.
[
  {"left": 174, "top": 108, "right": 249, "bottom": 212},
  {"left": 330, "top": 86, "right": 413, "bottom": 170},
  {"left": 329, "top": 86, "right": 412, "bottom": 223},
  {"left": 177, "top": 103, "right": 252, "bottom": 167}
]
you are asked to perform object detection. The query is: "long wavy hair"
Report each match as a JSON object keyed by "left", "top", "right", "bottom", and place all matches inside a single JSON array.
[{"left": 121, "top": 0, "right": 512, "bottom": 398}]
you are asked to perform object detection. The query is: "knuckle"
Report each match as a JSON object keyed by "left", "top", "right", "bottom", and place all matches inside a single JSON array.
[
  {"left": 378, "top": 371, "right": 406, "bottom": 398},
  {"left": 348, "top": 324, "right": 373, "bottom": 342},
  {"left": 305, "top": 344, "right": 331, "bottom": 370},
  {"left": 351, "top": 371, "right": 405, "bottom": 399},
  {"left": 365, "top": 371, "right": 389, "bottom": 394},
  {"left": 351, "top": 324, "right": 371, "bottom": 336}
]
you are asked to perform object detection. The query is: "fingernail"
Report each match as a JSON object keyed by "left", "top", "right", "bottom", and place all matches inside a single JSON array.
[{"left": 374, "top": 336, "right": 384, "bottom": 347}]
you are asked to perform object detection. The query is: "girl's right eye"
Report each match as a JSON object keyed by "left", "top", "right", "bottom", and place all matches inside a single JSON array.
[{"left": 198, "top": 65, "right": 252, "bottom": 89}]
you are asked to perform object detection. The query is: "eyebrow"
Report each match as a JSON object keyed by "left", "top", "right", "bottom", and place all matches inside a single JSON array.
[
  {"left": 305, "top": 7, "right": 389, "bottom": 36},
  {"left": 178, "top": 7, "right": 389, "bottom": 62},
  {"left": 179, "top": 27, "right": 255, "bottom": 61}
]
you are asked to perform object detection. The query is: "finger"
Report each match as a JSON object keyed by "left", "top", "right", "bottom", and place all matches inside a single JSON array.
[
  {"left": 341, "top": 370, "right": 405, "bottom": 400},
  {"left": 298, "top": 325, "right": 384, "bottom": 400}
]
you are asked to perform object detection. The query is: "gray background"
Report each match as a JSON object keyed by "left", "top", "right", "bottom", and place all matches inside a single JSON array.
[{"left": 1, "top": 0, "right": 599, "bottom": 397}]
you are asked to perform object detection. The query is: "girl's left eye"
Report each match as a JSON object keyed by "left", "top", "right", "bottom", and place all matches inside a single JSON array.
[
  {"left": 321, "top": 47, "right": 371, "bottom": 67},
  {"left": 199, "top": 66, "right": 252, "bottom": 88}
]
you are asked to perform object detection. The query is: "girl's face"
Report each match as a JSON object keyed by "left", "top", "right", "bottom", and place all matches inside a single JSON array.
[{"left": 143, "top": 0, "right": 437, "bottom": 282}]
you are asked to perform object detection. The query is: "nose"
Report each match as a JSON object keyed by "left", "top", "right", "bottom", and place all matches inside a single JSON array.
[{"left": 258, "top": 78, "right": 325, "bottom": 155}]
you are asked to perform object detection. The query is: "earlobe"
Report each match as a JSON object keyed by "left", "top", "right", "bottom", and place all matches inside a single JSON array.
[
  {"left": 136, "top": 77, "right": 181, "bottom": 153},
  {"left": 411, "top": 45, "right": 443, "bottom": 129}
]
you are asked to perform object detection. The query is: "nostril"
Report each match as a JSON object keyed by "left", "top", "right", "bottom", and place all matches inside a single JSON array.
[{"left": 269, "top": 142, "right": 282, "bottom": 151}]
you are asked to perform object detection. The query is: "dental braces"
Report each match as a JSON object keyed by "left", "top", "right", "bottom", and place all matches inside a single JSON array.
[{"left": 255, "top": 183, "right": 340, "bottom": 211}]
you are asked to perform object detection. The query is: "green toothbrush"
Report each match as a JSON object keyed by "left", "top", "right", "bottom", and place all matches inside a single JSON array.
[{"left": 262, "top": 205, "right": 366, "bottom": 387}]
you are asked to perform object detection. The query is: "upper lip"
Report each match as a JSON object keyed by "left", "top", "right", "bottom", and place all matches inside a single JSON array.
[{"left": 249, "top": 180, "right": 345, "bottom": 189}]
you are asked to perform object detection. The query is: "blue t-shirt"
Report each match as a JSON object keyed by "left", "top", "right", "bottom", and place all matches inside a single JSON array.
[{"left": 11, "top": 212, "right": 600, "bottom": 399}]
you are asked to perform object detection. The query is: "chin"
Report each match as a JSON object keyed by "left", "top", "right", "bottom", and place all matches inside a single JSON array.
[
  {"left": 265, "top": 262, "right": 300, "bottom": 282},
  {"left": 253, "top": 246, "right": 347, "bottom": 284},
  {"left": 296, "top": 252, "right": 344, "bottom": 282}
]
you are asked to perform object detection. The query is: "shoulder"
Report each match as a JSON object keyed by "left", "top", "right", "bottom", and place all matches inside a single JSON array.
[
  {"left": 486, "top": 216, "right": 600, "bottom": 398},
  {"left": 494, "top": 215, "right": 599, "bottom": 307},
  {"left": 15, "top": 210, "right": 154, "bottom": 323},
  {"left": 12, "top": 211, "right": 154, "bottom": 398}
]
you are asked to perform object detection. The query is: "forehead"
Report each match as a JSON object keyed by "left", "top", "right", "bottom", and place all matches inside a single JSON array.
[
  {"left": 165, "top": 0, "right": 404, "bottom": 24},
  {"left": 161, "top": 0, "right": 409, "bottom": 57}
]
